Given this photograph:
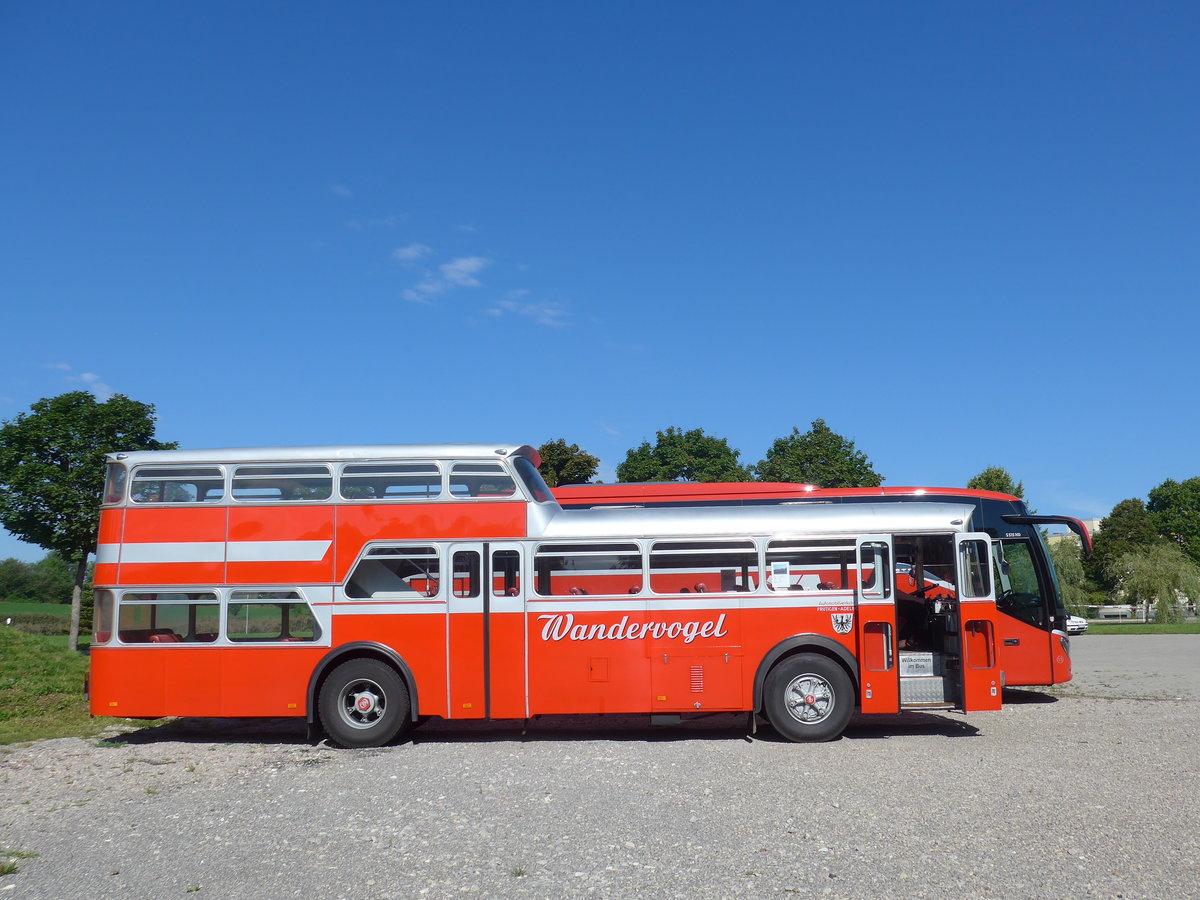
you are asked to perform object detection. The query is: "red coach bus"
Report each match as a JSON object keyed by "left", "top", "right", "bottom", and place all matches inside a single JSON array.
[
  {"left": 91, "top": 444, "right": 1007, "bottom": 747},
  {"left": 554, "top": 482, "right": 1091, "bottom": 687}
]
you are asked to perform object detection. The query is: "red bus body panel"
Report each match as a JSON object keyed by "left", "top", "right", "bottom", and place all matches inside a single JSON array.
[{"left": 90, "top": 454, "right": 1011, "bottom": 737}]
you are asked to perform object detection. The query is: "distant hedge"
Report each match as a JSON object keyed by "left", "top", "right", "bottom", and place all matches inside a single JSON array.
[{"left": 4, "top": 613, "right": 70, "bottom": 635}]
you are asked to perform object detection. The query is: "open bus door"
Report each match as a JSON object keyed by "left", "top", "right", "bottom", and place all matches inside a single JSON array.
[
  {"left": 952, "top": 533, "right": 1003, "bottom": 711},
  {"left": 890, "top": 532, "right": 1004, "bottom": 713},
  {"left": 855, "top": 535, "right": 900, "bottom": 714}
]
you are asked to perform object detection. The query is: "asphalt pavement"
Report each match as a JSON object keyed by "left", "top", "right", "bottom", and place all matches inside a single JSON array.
[{"left": 1, "top": 634, "right": 1197, "bottom": 899}]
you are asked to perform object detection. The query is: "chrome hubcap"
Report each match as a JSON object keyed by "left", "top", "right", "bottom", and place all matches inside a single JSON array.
[
  {"left": 783, "top": 673, "right": 835, "bottom": 725},
  {"left": 339, "top": 679, "right": 385, "bottom": 730}
]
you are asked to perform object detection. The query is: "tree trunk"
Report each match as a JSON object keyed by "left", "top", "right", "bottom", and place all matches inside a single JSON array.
[{"left": 68, "top": 555, "right": 87, "bottom": 652}]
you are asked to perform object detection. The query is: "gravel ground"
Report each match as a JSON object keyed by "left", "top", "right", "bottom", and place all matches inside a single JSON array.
[{"left": 2, "top": 635, "right": 1197, "bottom": 899}]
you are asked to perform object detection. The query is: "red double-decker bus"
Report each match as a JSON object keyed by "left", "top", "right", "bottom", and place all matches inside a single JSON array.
[
  {"left": 554, "top": 482, "right": 1091, "bottom": 687},
  {"left": 91, "top": 444, "right": 1009, "bottom": 747}
]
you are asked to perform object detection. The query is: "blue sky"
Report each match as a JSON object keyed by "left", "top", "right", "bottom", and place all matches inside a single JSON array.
[{"left": 2, "top": 2, "right": 1198, "bottom": 561}]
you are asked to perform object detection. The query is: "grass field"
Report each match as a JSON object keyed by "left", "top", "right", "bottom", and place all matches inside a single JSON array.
[
  {"left": 0, "top": 601, "right": 131, "bottom": 743},
  {"left": 0, "top": 627, "right": 107, "bottom": 744},
  {"left": 0, "top": 600, "right": 71, "bottom": 619},
  {"left": 1086, "top": 621, "right": 1200, "bottom": 635}
]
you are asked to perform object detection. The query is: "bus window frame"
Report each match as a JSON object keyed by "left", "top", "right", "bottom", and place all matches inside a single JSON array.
[
  {"left": 116, "top": 590, "right": 221, "bottom": 644},
  {"left": 225, "top": 589, "right": 323, "bottom": 644},
  {"left": 230, "top": 464, "right": 334, "bottom": 503},
  {"left": 337, "top": 461, "right": 444, "bottom": 502},
  {"left": 129, "top": 465, "right": 227, "bottom": 505}
]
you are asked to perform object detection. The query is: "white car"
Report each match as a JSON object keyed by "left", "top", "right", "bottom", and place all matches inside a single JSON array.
[{"left": 1066, "top": 615, "right": 1088, "bottom": 635}]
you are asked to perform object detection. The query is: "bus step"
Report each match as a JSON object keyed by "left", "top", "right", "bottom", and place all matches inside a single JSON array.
[{"left": 900, "top": 673, "right": 953, "bottom": 705}]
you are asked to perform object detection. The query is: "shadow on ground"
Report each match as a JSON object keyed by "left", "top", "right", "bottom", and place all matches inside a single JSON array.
[
  {"left": 99, "top": 707, "right": 982, "bottom": 748},
  {"left": 1002, "top": 687, "right": 1059, "bottom": 705},
  {"left": 100, "top": 717, "right": 311, "bottom": 746},
  {"left": 839, "top": 711, "right": 980, "bottom": 740}
]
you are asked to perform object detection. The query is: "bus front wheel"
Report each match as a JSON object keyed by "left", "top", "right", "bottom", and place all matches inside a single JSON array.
[
  {"left": 763, "top": 653, "right": 854, "bottom": 742},
  {"left": 318, "top": 658, "right": 410, "bottom": 748}
]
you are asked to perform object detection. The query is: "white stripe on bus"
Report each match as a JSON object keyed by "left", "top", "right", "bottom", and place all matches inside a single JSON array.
[
  {"left": 226, "top": 540, "right": 332, "bottom": 562},
  {"left": 98, "top": 540, "right": 332, "bottom": 564}
]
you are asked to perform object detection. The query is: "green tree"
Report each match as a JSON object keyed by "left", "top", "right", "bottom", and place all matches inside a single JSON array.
[
  {"left": 616, "top": 427, "right": 750, "bottom": 483},
  {"left": 1107, "top": 543, "right": 1200, "bottom": 623},
  {"left": 1047, "top": 537, "right": 1091, "bottom": 615},
  {"left": 1086, "top": 498, "right": 1164, "bottom": 593},
  {"left": 0, "top": 392, "right": 175, "bottom": 650},
  {"left": 753, "top": 419, "right": 882, "bottom": 488},
  {"left": 1146, "top": 477, "right": 1200, "bottom": 565},
  {"left": 0, "top": 557, "right": 35, "bottom": 601},
  {"left": 966, "top": 466, "right": 1025, "bottom": 499},
  {"left": 537, "top": 439, "right": 599, "bottom": 488}
]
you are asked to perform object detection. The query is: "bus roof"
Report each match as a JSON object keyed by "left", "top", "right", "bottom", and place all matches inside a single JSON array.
[
  {"left": 107, "top": 444, "right": 541, "bottom": 466},
  {"left": 800, "top": 486, "right": 1022, "bottom": 503},
  {"left": 552, "top": 482, "right": 1022, "bottom": 505},
  {"left": 552, "top": 481, "right": 818, "bottom": 503},
  {"left": 535, "top": 501, "right": 978, "bottom": 540}
]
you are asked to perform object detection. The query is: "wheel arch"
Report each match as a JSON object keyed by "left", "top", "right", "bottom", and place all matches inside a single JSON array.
[
  {"left": 753, "top": 634, "right": 859, "bottom": 712},
  {"left": 306, "top": 642, "right": 420, "bottom": 726}
]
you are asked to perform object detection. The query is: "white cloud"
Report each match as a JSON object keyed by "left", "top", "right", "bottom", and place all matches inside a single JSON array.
[
  {"left": 402, "top": 288, "right": 436, "bottom": 305},
  {"left": 346, "top": 214, "right": 400, "bottom": 230},
  {"left": 392, "top": 243, "right": 433, "bottom": 262},
  {"left": 78, "top": 373, "right": 115, "bottom": 398},
  {"left": 440, "top": 257, "right": 490, "bottom": 287},
  {"left": 403, "top": 256, "right": 493, "bottom": 304},
  {"left": 488, "top": 298, "right": 570, "bottom": 328},
  {"left": 402, "top": 279, "right": 450, "bottom": 303},
  {"left": 58, "top": 366, "right": 114, "bottom": 400},
  {"left": 330, "top": 184, "right": 352, "bottom": 198}
]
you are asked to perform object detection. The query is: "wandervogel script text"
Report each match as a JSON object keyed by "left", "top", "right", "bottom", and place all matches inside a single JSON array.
[{"left": 537, "top": 613, "right": 729, "bottom": 644}]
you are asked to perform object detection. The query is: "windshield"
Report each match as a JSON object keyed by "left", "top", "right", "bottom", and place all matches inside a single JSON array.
[
  {"left": 512, "top": 455, "right": 555, "bottom": 504},
  {"left": 993, "top": 539, "right": 1056, "bottom": 628},
  {"left": 1029, "top": 528, "right": 1067, "bottom": 619}
]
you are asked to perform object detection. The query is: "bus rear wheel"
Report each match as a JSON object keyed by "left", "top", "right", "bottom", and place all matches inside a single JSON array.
[
  {"left": 318, "top": 658, "right": 410, "bottom": 748},
  {"left": 763, "top": 653, "right": 854, "bottom": 742}
]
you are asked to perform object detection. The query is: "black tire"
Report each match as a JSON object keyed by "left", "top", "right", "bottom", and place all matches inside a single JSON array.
[
  {"left": 763, "top": 653, "right": 854, "bottom": 742},
  {"left": 318, "top": 658, "right": 410, "bottom": 748}
]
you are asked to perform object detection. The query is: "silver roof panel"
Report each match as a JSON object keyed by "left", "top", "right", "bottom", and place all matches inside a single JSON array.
[
  {"left": 108, "top": 444, "right": 537, "bottom": 466},
  {"left": 534, "top": 502, "right": 977, "bottom": 540}
]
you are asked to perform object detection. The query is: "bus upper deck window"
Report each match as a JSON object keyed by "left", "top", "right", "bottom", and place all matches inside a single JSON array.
[
  {"left": 340, "top": 463, "right": 441, "bottom": 501},
  {"left": 231, "top": 465, "right": 332, "bottom": 502},
  {"left": 131, "top": 467, "right": 225, "bottom": 503},
  {"left": 449, "top": 462, "right": 515, "bottom": 499},
  {"left": 512, "top": 455, "right": 555, "bottom": 503},
  {"left": 103, "top": 464, "right": 127, "bottom": 505}
]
